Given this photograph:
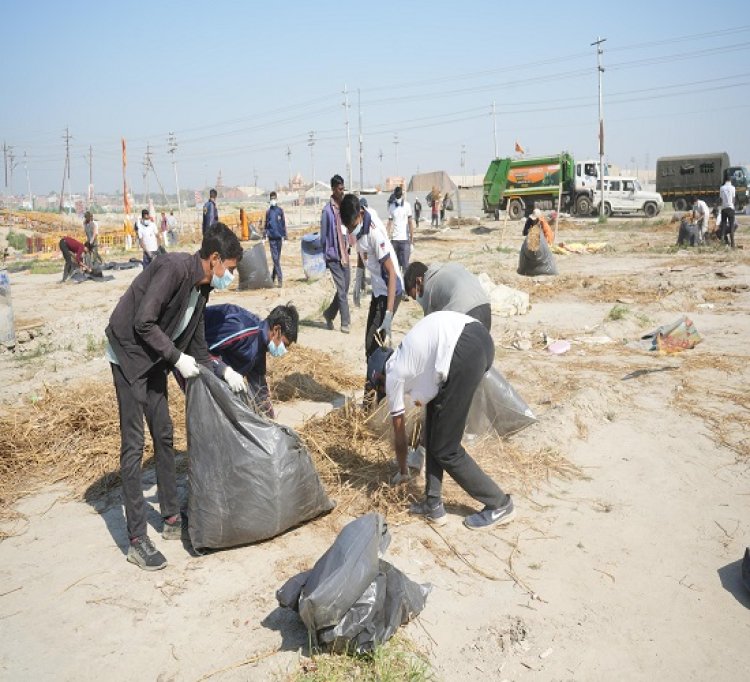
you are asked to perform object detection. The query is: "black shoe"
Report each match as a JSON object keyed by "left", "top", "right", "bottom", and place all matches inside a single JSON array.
[
  {"left": 323, "top": 313, "right": 334, "bottom": 331},
  {"left": 161, "top": 514, "right": 183, "bottom": 541},
  {"left": 127, "top": 535, "right": 167, "bottom": 571}
]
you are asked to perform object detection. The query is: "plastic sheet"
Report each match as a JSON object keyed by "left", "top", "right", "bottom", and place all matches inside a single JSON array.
[
  {"left": 301, "top": 233, "right": 326, "bottom": 281},
  {"left": 186, "top": 368, "right": 334, "bottom": 550},
  {"left": 465, "top": 367, "right": 537, "bottom": 438},
  {"left": 0, "top": 270, "right": 16, "bottom": 348},
  {"left": 237, "top": 243, "right": 273, "bottom": 290},
  {"left": 517, "top": 227, "right": 558, "bottom": 277},
  {"left": 277, "top": 513, "right": 431, "bottom": 654}
]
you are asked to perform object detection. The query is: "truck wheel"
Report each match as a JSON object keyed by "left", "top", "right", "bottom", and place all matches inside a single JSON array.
[
  {"left": 575, "top": 195, "right": 592, "bottom": 216},
  {"left": 643, "top": 202, "right": 658, "bottom": 218},
  {"left": 601, "top": 202, "right": 612, "bottom": 218},
  {"left": 507, "top": 199, "right": 524, "bottom": 221},
  {"left": 494, "top": 208, "right": 500, "bottom": 221},
  {"left": 673, "top": 198, "right": 688, "bottom": 211}
]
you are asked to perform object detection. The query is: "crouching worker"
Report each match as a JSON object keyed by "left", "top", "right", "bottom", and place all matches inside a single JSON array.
[
  {"left": 59, "top": 236, "right": 90, "bottom": 282},
  {"left": 105, "top": 223, "right": 243, "bottom": 571},
  {"left": 367, "top": 311, "right": 514, "bottom": 530},
  {"left": 203, "top": 302, "right": 299, "bottom": 418}
]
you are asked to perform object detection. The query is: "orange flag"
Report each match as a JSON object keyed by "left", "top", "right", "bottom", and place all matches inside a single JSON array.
[{"left": 515, "top": 140, "right": 525, "bottom": 154}]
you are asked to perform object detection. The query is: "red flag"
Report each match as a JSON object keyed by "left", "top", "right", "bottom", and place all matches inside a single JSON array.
[{"left": 515, "top": 140, "right": 525, "bottom": 154}]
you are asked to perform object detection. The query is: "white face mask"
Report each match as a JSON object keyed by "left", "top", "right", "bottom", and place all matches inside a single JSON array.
[
  {"left": 351, "top": 222, "right": 362, "bottom": 238},
  {"left": 270, "top": 199, "right": 277, "bottom": 207}
]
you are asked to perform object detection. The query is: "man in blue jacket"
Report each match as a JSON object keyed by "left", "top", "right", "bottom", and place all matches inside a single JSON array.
[
  {"left": 204, "top": 302, "right": 299, "bottom": 418},
  {"left": 202, "top": 188, "right": 219, "bottom": 236},
  {"left": 319, "top": 174, "right": 350, "bottom": 333},
  {"left": 263, "top": 191, "right": 287, "bottom": 287}
]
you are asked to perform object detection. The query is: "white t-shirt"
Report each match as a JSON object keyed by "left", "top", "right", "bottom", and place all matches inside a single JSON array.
[
  {"left": 356, "top": 208, "right": 404, "bottom": 298},
  {"left": 385, "top": 311, "right": 476, "bottom": 416},
  {"left": 137, "top": 219, "right": 159, "bottom": 252},
  {"left": 388, "top": 200, "right": 413, "bottom": 241},
  {"left": 720, "top": 182, "right": 736, "bottom": 210}
]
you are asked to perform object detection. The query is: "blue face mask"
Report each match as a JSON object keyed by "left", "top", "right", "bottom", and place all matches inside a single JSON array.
[
  {"left": 268, "top": 339, "right": 287, "bottom": 357},
  {"left": 211, "top": 263, "right": 234, "bottom": 290}
]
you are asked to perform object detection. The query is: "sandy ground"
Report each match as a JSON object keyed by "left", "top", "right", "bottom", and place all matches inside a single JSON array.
[{"left": 1, "top": 212, "right": 749, "bottom": 681}]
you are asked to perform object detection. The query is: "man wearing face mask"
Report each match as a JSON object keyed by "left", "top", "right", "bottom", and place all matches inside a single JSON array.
[
  {"left": 339, "top": 193, "right": 403, "bottom": 361},
  {"left": 203, "top": 302, "right": 299, "bottom": 418},
  {"left": 263, "top": 191, "right": 287, "bottom": 287},
  {"left": 404, "top": 261, "right": 492, "bottom": 331},
  {"left": 105, "top": 223, "right": 244, "bottom": 571},
  {"left": 386, "top": 186, "right": 414, "bottom": 293}
]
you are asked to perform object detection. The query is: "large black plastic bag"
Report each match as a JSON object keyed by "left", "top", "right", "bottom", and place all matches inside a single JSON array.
[
  {"left": 517, "top": 228, "right": 558, "bottom": 277},
  {"left": 465, "top": 367, "right": 536, "bottom": 438},
  {"left": 237, "top": 243, "right": 273, "bottom": 290},
  {"left": 186, "top": 368, "right": 334, "bottom": 550},
  {"left": 277, "top": 513, "right": 431, "bottom": 654}
]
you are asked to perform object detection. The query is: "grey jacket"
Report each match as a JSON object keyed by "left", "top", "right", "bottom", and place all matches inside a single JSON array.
[{"left": 421, "top": 262, "right": 489, "bottom": 316}]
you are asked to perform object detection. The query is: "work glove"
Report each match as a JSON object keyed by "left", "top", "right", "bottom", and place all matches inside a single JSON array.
[
  {"left": 174, "top": 353, "right": 200, "bottom": 379},
  {"left": 353, "top": 267, "right": 364, "bottom": 307},
  {"left": 377, "top": 310, "right": 394, "bottom": 344},
  {"left": 223, "top": 366, "right": 246, "bottom": 393},
  {"left": 390, "top": 470, "right": 413, "bottom": 486}
]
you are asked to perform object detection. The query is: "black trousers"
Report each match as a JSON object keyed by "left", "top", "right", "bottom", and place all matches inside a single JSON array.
[
  {"left": 466, "top": 303, "right": 492, "bottom": 332},
  {"left": 111, "top": 362, "right": 178, "bottom": 540},
  {"left": 269, "top": 238, "right": 283, "bottom": 283},
  {"left": 720, "top": 208, "right": 736, "bottom": 247},
  {"left": 364, "top": 294, "right": 401, "bottom": 359},
  {"left": 324, "top": 260, "right": 351, "bottom": 327},
  {"left": 424, "top": 322, "right": 507, "bottom": 509},
  {"left": 59, "top": 239, "right": 77, "bottom": 281}
]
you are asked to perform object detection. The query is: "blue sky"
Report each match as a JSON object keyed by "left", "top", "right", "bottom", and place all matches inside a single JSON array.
[{"left": 2, "top": 0, "right": 749, "bottom": 196}]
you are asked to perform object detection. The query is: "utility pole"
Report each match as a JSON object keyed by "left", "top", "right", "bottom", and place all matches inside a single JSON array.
[
  {"left": 308, "top": 131, "right": 316, "bottom": 207},
  {"left": 343, "top": 84, "right": 352, "bottom": 190},
  {"left": 87, "top": 145, "right": 93, "bottom": 205},
  {"left": 3, "top": 141, "right": 7, "bottom": 189},
  {"left": 143, "top": 144, "right": 153, "bottom": 203},
  {"left": 591, "top": 36, "right": 606, "bottom": 215},
  {"left": 7, "top": 147, "right": 15, "bottom": 196},
  {"left": 461, "top": 145, "right": 466, "bottom": 188},
  {"left": 491, "top": 101, "right": 498, "bottom": 158},
  {"left": 393, "top": 134, "right": 399, "bottom": 180},
  {"left": 23, "top": 151, "right": 32, "bottom": 208},
  {"left": 59, "top": 127, "right": 72, "bottom": 212},
  {"left": 168, "top": 132, "right": 183, "bottom": 231},
  {"left": 378, "top": 149, "right": 383, "bottom": 188},
  {"left": 286, "top": 146, "right": 292, "bottom": 189},
  {"left": 253, "top": 167, "right": 258, "bottom": 191},
  {"left": 357, "top": 88, "right": 364, "bottom": 193}
]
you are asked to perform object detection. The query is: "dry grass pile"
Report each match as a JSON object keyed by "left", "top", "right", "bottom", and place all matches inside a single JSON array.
[{"left": 268, "top": 345, "right": 361, "bottom": 402}]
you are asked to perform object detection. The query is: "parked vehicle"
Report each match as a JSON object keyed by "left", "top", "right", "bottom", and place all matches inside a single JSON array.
[
  {"left": 655, "top": 153, "right": 749, "bottom": 211},
  {"left": 594, "top": 176, "right": 664, "bottom": 218},
  {"left": 483, "top": 153, "right": 604, "bottom": 220}
]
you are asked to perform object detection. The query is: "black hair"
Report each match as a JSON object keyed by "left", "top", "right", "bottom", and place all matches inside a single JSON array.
[
  {"left": 394, "top": 186, "right": 403, "bottom": 198},
  {"left": 267, "top": 302, "right": 299, "bottom": 343},
  {"left": 141, "top": 208, "right": 149, "bottom": 218},
  {"left": 404, "top": 261, "right": 428, "bottom": 292},
  {"left": 339, "top": 193, "right": 361, "bottom": 228},
  {"left": 269, "top": 191, "right": 277, "bottom": 199},
  {"left": 209, "top": 188, "right": 217, "bottom": 198},
  {"left": 330, "top": 174, "right": 345, "bottom": 189},
  {"left": 199, "top": 222, "right": 244, "bottom": 261}
]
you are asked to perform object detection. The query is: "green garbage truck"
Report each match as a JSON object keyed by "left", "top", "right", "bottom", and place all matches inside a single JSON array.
[
  {"left": 655, "top": 153, "right": 749, "bottom": 211},
  {"left": 483, "top": 152, "right": 602, "bottom": 220}
]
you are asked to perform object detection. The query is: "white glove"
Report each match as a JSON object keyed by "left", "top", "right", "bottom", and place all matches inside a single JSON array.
[
  {"left": 223, "top": 366, "right": 246, "bottom": 393},
  {"left": 390, "top": 470, "right": 412, "bottom": 486},
  {"left": 377, "top": 310, "right": 394, "bottom": 343},
  {"left": 407, "top": 445, "right": 425, "bottom": 472},
  {"left": 174, "top": 353, "right": 200, "bottom": 379},
  {"left": 353, "top": 267, "right": 364, "bottom": 307}
]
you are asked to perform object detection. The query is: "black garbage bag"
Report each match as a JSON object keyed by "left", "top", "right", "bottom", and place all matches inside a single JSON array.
[
  {"left": 517, "top": 226, "right": 558, "bottom": 277},
  {"left": 186, "top": 368, "right": 334, "bottom": 550},
  {"left": 276, "top": 513, "right": 431, "bottom": 654},
  {"left": 742, "top": 547, "right": 750, "bottom": 595},
  {"left": 465, "top": 367, "right": 537, "bottom": 438},
  {"left": 237, "top": 243, "right": 273, "bottom": 290}
]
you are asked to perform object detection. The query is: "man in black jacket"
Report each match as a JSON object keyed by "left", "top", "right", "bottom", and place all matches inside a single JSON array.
[{"left": 105, "top": 223, "right": 244, "bottom": 570}]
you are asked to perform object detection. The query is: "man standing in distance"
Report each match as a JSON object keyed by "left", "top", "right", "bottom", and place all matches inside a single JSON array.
[
  {"left": 263, "top": 191, "right": 287, "bottom": 288},
  {"left": 202, "top": 188, "right": 219, "bottom": 236},
  {"left": 387, "top": 186, "right": 414, "bottom": 294},
  {"left": 320, "top": 175, "right": 350, "bottom": 333}
]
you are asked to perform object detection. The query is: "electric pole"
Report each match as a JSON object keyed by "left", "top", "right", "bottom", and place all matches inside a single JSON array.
[
  {"left": 143, "top": 144, "right": 153, "bottom": 203},
  {"left": 308, "top": 131, "right": 316, "bottom": 207},
  {"left": 393, "top": 134, "right": 399, "bottom": 180},
  {"left": 3, "top": 141, "right": 8, "bottom": 189},
  {"left": 343, "top": 84, "right": 352, "bottom": 190},
  {"left": 24, "top": 151, "right": 32, "bottom": 208},
  {"left": 286, "top": 146, "right": 292, "bottom": 189},
  {"left": 491, "top": 101, "right": 498, "bottom": 158},
  {"left": 168, "top": 132, "right": 183, "bottom": 231},
  {"left": 253, "top": 167, "right": 258, "bottom": 191},
  {"left": 59, "top": 127, "right": 72, "bottom": 212},
  {"left": 7, "top": 147, "right": 15, "bottom": 196},
  {"left": 591, "top": 36, "right": 606, "bottom": 215},
  {"left": 378, "top": 149, "right": 383, "bottom": 188},
  {"left": 87, "top": 145, "right": 93, "bottom": 205},
  {"left": 357, "top": 88, "right": 364, "bottom": 193},
  {"left": 461, "top": 145, "right": 466, "bottom": 188}
]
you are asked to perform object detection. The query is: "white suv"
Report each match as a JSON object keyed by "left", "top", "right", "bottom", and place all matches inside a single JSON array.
[{"left": 594, "top": 177, "right": 664, "bottom": 218}]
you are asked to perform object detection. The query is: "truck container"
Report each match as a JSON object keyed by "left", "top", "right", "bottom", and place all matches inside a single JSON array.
[
  {"left": 483, "top": 153, "right": 602, "bottom": 220},
  {"left": 655, "top": 153, "right": 749, "bottom": 211}
]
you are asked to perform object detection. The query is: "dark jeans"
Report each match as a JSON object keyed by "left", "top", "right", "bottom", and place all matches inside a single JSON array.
[
  {"left": 720, "top": 208, "right": 736, "bottom": 247},
  {"left": 424, "top": 322, "right": 507, "bottom": 509},
  {"left": 111, "top": 362, "right": 178, "bottom": 541},
  {"left": 365, "top": 295, "right": 401, "bottom": 359},
  {"left": 142, "top": 250, "right": 158, "bottom": 268},
  {"left": 392, "top": 240, "right": 411, "bottom": 275},
  {"left": 59, "top": 239, "right": 77, "bottom": 281},
  {"left": 269, "top": 238, "right": 283, "bottom": 284},
  {"left": 324, "top": 260, "right": 351, "bottom": 327},
  {"left": 466, "top": 303, "right": 492, "bottom": 332},
  {"left": 431, "top": 212, "right": 439, "bottom": 227}
]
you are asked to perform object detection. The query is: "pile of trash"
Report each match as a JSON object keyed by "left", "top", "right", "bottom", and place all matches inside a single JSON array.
[
  {"left": 517, "top": 225, "right": 558, "bottom": 277},
  {"left": 477, "top": 273, "right": 530, "bottom": 317}
]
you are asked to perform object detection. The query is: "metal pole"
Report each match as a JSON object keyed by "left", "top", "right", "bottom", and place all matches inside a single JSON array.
[
  {"left": 591, "top": 36, "right": 606, "bottom": 215},
  {"left": 343, "top": 84, "right": 352, "bottom": 191},
  {"left": 24, "top": 152, "right": 32, "bottom": 208},
  {"left": 286, "top": 146, "right": 292, "bottom": 190},
  {"left": 88, "top": 145, "right": 93, "bottom": 204},
  {"left": 492, "top": 101, "right": 498, "bottom": 158},
  {"left": 168, "top": 133, "right": 184, "bottom": 232},
  {"left": 393, "top": 134, "right": 399, "bottom": 179},
  {"left": 357, "top": 88, "right": 364, "bottom": 193},
  {"left": 308, "top": 131, "right": 316, "bottom": 208}
]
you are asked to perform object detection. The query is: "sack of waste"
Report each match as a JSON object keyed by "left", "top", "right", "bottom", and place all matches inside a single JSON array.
[
  {"left": 477, "top": 273, "right": 530, "bottom": 316},
  {"left": 277, "top": 512, "right": 431, "bottom": 654},
  {"left": 301, "top": 233, "right": 326, "bottom": 281},
  {"left": 517, "top": 225, "right": 558, "bottom": 277},
  {"left": 237, "top": 243, "right": 273, "bottom": 290},
  {"left": 465, "top": 366, "right": 537, "bottom": 438},
  {"left": 186, "top": 368, "right": 334, "bottom": 550},
  {"left": 641, "top": 315, "right": 702, "bottom": 354}
]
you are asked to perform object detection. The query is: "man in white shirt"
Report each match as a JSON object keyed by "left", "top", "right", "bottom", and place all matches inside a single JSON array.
[
  {"left": 340, "top": 193, "right": 404, "bottom": 360},
  {"left": 367, "top": 311, "right": 514, "bottom": 530},
  {"left": 691, "top": 197, "right": 710, "bottom": 243},
  {"left": 136, "top": 208, "right": 162, "bottom": 267},
  {"left": 386, "top": 186, "right": 414, "bottom": 282},
  {"left": 166, "top": 211, "right": 178, "bottom": 246},
  {"left": 719, "top": 177, "right": 737, "bottom": 248}
]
